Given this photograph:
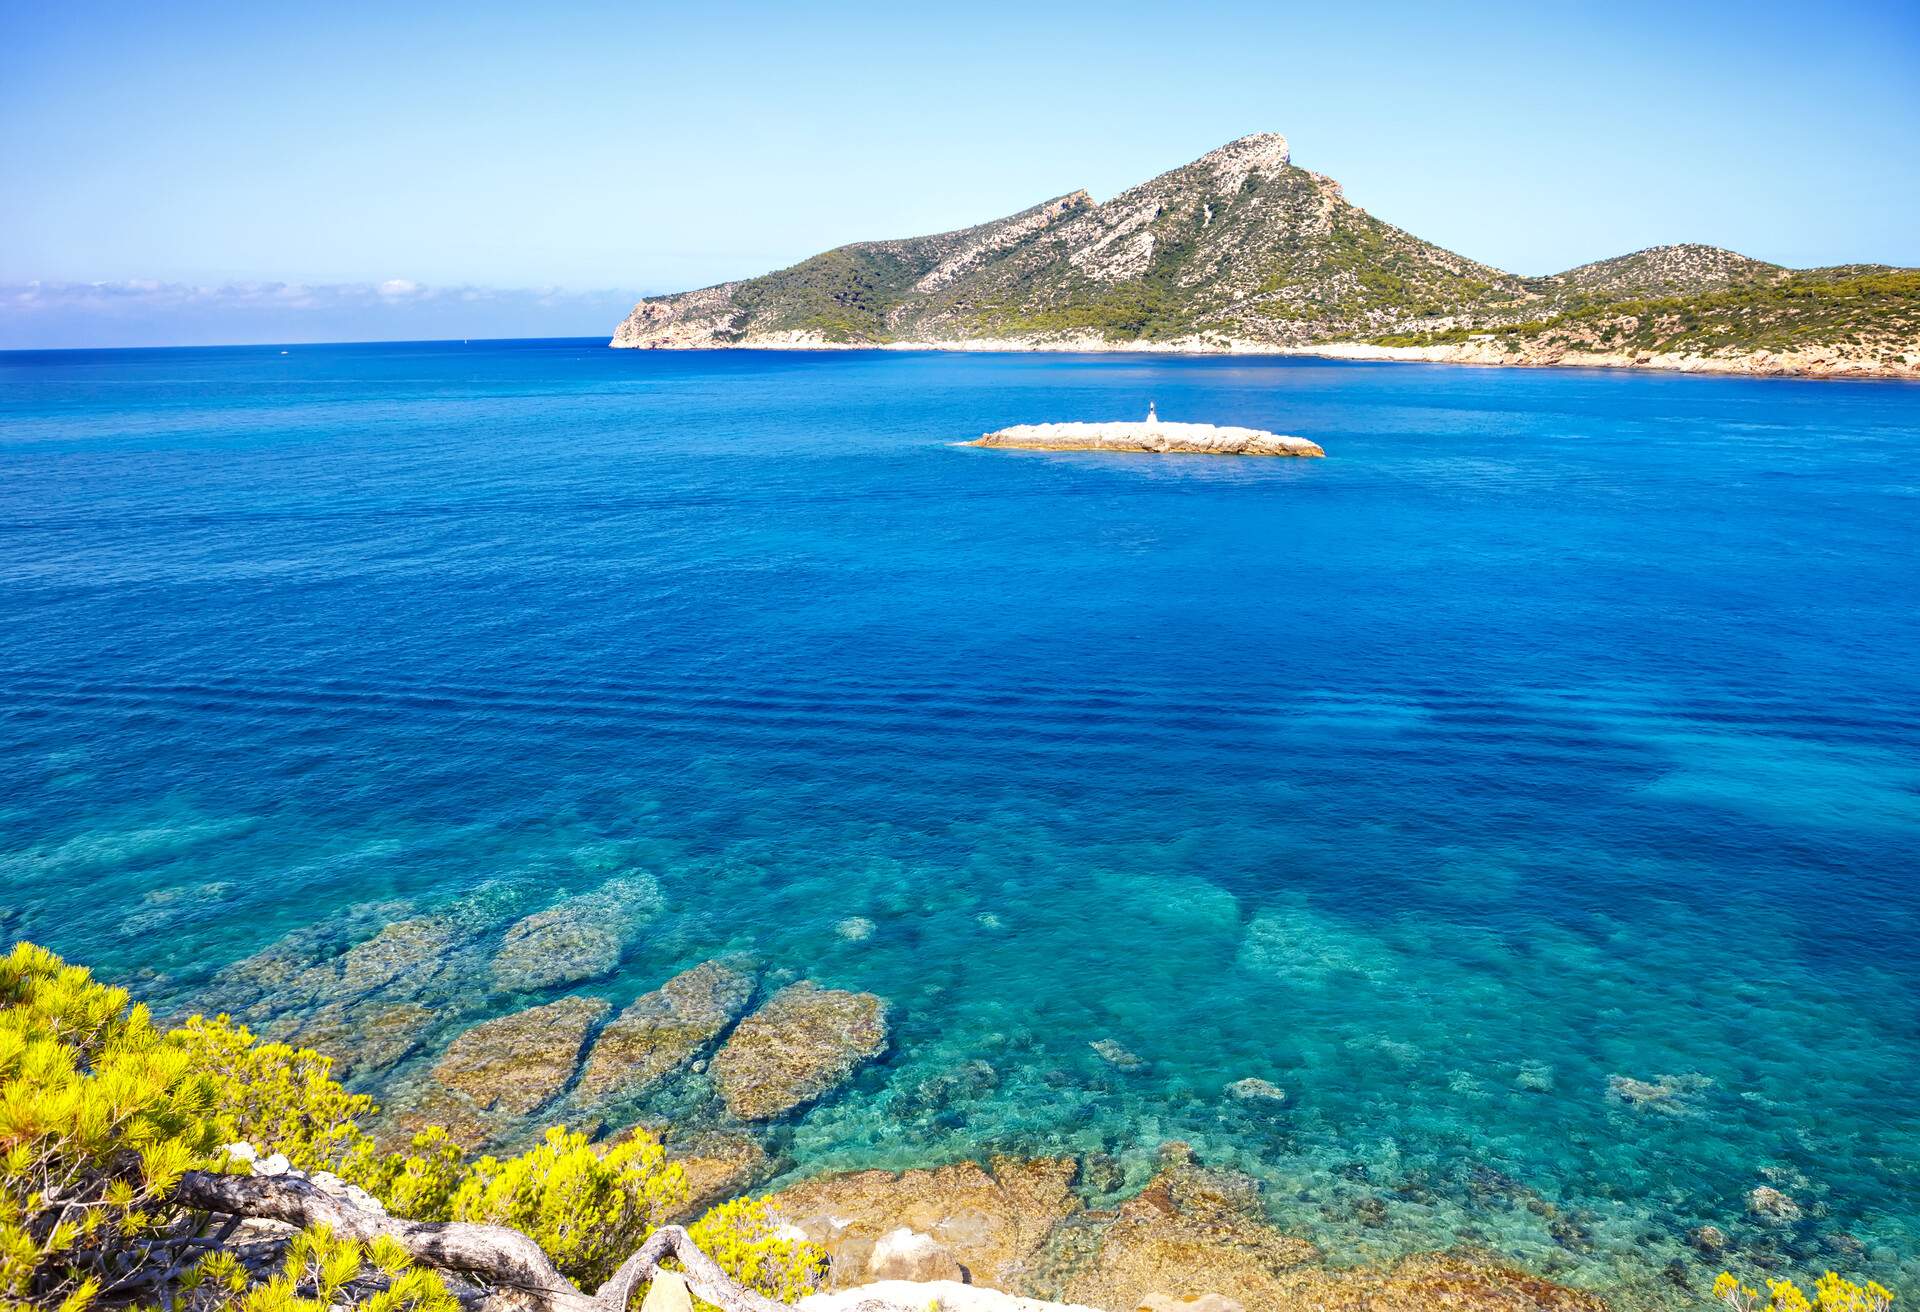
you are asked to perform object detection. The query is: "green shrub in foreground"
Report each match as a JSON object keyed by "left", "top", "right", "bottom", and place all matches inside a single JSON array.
[
  {"left": 448, "top": 1127, "right": 687, "bottom": 1287},
  {"left": 0, "top": 941, "right": 221, "bottom": 1310},
  {"left": 1, "top": 940, "right": 826, "bottom": 1308}
]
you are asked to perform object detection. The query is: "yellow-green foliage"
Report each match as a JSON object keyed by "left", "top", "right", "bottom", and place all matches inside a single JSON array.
[
  {"left": 682, "top": 1196, "right": 826, "bottom": 1305},
  {"left": 339, "top": 1127, "right": 465, "bottom": 1223},
  {"left": 450, "top": 1127, "right": 688, "bottom": 1287},
  {"left": 1716, "top": 1271, "right": 1896, "bottom": 1312},
  {"left": 185, "top": 1224, "right": 460, "bottom": 1312},
  {"left": 0, "top": 941, "right": 222, "bottom": 1311},
  {"left": 1, "top": 942, "right": 820, "bottom": 1308},
  {"left": 171, "top": 1015, "right": 374, "bottom": 1174}
]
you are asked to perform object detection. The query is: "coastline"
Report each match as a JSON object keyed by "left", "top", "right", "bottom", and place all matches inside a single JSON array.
[{"left": 607, "top": 332, "right": 1920, "bottom": 381}]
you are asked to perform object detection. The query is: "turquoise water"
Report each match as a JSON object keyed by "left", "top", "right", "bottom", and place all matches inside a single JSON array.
[{"left": 3, "top": 341, "right": 1917, "bottom": 1303}]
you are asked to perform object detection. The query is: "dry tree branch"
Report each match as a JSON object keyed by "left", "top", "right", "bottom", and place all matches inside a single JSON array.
[{"left": 174, "top": 1171, "right": 794, "bottom": 1312}]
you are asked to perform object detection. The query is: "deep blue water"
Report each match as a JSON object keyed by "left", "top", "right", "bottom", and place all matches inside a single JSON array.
[{"left": 3, "top": 339, "right": 1917, "bottom": 1301}]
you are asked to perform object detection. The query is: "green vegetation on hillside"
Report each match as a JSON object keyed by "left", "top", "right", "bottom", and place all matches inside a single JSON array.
[
  {"left": 732, "top": 244, "right": 927, "bottom": 342},
  {"left": 1259, "top": 210, "right": 1508, "bottom": 321},
  {"left": 1368, "top": 269, "right": 1920, "bottom": 357}
]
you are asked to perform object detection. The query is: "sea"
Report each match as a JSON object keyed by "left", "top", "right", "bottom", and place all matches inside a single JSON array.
[{"left": 3, "top": 339, "right": 1916, "bottom": 1304}]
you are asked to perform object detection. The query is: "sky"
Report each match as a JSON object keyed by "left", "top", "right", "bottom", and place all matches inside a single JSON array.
[{"left": 3, "top": 0, "right": 1917, "bottom": 348}]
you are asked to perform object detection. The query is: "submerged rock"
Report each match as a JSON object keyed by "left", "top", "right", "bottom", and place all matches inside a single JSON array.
[
  {"left": 1137, "top": 1296, "right": 1245, "bottom": 1312},
  {"left": 800, "top": 1284, "right": 1102, "bottom": 1312},
  {"left": 1748, "top": 1186, "right": 1802, "bottom": 1225},
  {"left": 1606, "top": 1072, "right": 1712, "bottom": 1115},
  {"left": 439, "top": 880, "right": 536, "bottom": 935},
  {"left": 577, "top": 961, "right": 755, "bottom": 1104},
  {"left": 432, "top": 995, "right": 609, "bottom": 1114},
  {"left": 1688, "top": 1224, "right": 1730, "bottom": 1255},
  {"left": 283, "top": 1001, "right": 435, "bottom": 1080},
  {"left": 210, "top": 901, "right": 413, "bottom": 1015},
  {"left": 907, "top": 1058, "right": 1001, "bottom": 1114},
  {"left": 387, "top": 1083, "right": 514, "bottom": 1152},
  {"left": 490, "top": 876, "right": 662, "bottom": 991},
  {"left": 1224, "top": 1078, "right": 1287, "bottom": 1105},
  {"left": 711, "top": 981, "right": 889, "bottom": 1120},
  {"left": 1090, "top": 1040, "right": 1145, "bottom": 1073},
  {"left": 338, "top": 916, "right": 462, "bottom": 996},
  {"left": 836, "top": 916, "right": 877, "bottom": 943},
  {"left": 1515, "top": 1063, "right": 1556, "bottom": 1094}
]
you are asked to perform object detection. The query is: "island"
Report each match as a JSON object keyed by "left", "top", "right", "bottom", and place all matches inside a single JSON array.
[
  {"left": 970, "top": 406, "right": 1324, "bottom": 457},
  {"left": 610, "top": 133, "right": 1920, "bottom": 380}
]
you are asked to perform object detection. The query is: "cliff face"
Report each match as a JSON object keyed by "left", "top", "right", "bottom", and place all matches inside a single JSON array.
[{"left": 611, "top": 135, "right": 1920, "bottom": 375}]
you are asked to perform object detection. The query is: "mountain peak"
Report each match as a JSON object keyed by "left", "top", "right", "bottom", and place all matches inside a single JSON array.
[{"left": 1191, "top": 132, "right": 1291, "bottom": 177}]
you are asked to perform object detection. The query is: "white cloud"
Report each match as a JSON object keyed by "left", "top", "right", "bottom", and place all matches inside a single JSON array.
[{"left": 0, "top": 279, "right": 649, "bottom": 348}]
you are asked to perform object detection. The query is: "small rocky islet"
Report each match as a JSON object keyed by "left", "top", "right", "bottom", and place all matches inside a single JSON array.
[
  {"left": 184, "top": 890, "right": 1831, "bottom": 1312},
  {"left": 969, "top": 416, "right": 1324, "bottom": 458}
]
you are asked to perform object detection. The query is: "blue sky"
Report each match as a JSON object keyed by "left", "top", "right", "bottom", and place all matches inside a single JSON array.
[{"left": 4, "top": 0, "right": 1916, "bottom": 346}]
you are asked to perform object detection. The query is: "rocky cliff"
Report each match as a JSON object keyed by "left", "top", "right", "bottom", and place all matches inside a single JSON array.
[{"left": 611, "top": 135, "right": 1919, "bottom": 377}]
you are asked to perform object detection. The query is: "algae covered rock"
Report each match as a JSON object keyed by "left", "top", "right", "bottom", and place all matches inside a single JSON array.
[
  {"left": 490, "top": 876, "right": 663, "bottom": 991},
  {"left": 209, "top": 900, "right": 412, "bottom": 1015},
  {"left": 283, "top": 1000, "right": 435, "bottom": 1080},
  {"left": 432, "top": 994, "right": 609, "bottom": 1114},
  {"left": 1606, "top": 1071, "right": 1712, "bottom": 1115},
  {"left": 577, "top": 960, "right": 755, "bottom": 1104},
  {"left": 1748, "top": 1185, "right": 1802, "bottom": 1224},
  {"left": 338, "top": 915, "right": 462, "bottom": 995},
  {"left": 711, "top": 981, "right": 888, "bottom": 1120},
  {"left": 1224, "top": 1078, "right": 1286, "bottom": 1105},
  {"left": 1091, "top": 1040, "right": 1145, "bottom": 1073}
]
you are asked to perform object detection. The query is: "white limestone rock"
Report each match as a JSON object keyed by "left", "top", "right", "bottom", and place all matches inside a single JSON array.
[
  {"left": 971, "top": 420, "right": 1323, "bottom": 458},
  {"left": 867, "top": 1228, "right": 964, "bottom": 1284}
]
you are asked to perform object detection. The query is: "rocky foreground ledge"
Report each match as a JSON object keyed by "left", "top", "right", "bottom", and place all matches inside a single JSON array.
[{"left": 970, "top": 421, "right": 1324, "bottom": 457}]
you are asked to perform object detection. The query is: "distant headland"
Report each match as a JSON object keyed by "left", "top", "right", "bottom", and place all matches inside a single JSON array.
[{"left": 611, "top": 134, "right": 1919, "bottom": 380}]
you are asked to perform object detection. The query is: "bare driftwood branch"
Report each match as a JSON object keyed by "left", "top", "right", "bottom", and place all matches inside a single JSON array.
[
  {"left": 175, "top": 1171, "right": 792, "bottom": 1312},
  {"left": 595, "top": 1228, "right": 788, "bottom": 1312}
]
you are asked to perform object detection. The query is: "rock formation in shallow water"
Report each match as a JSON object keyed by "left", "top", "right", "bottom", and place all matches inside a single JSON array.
[
  {"left": 432, "top": 995, "right": 609, "bottom": 1115},
  {"left": 709, "top": 981, "right": 889, "bottom": 1120},
  {"left": 284, "top": 1001, "right": 435, "bottom": 1081},
  {"left": 338, "top": 916, "right": 463, "bottom": 995},
  {"left": 490, "top": 876, "right": 662, "bottom": 991},
  {"left": 578, "top": 960, "right": 756, "bottom": 1104}
]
